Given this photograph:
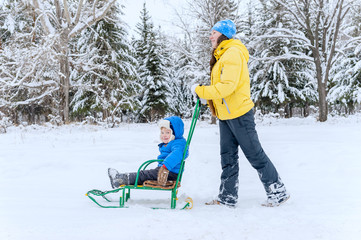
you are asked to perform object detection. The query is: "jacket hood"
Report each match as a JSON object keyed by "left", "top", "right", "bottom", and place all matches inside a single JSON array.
[
  {"left": 214, "top": 39, "right": 249, "bottom": 62},
  {"left": 164, "top": 116, "right": 184, "bottom": 139}
]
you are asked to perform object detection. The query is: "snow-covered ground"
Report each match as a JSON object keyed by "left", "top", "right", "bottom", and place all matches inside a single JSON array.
[{"left": 1, "top": 114, "right": 361, "bottom": 240}]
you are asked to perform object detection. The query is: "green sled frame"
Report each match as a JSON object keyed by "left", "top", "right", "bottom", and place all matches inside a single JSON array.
[{"left": 86, "top": 100, "right": 201, "bottom": 209}]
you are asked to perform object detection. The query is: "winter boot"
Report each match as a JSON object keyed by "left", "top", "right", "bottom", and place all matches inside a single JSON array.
[
  {"left": 262, "top": 178, "right": 290, "bottom": 207},
  {"left": 108, "top": 168, "right": 129, "bottom": 189},
  {"left": 205, "top": 199, "right": 236, "bottom": 208}
]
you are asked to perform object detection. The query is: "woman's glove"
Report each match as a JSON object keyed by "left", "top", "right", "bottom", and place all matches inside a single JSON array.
[
  {"left": 191, "top": 84, "right": 199, "bottom": 99},
  {"left": 157, "top": 166, "right": 169, "bottom": 186},
  {"left": 191, "top": 84, "right": 207, "bottom": 105}
]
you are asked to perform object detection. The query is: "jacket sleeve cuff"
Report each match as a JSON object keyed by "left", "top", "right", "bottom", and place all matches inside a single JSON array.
[{"left": 195, "top": 85, "right": 202, "bottom": 98}]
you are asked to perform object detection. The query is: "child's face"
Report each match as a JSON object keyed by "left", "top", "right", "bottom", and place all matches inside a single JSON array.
[{"left": 160, "top": 127, "right": 172, "bottom": 144}]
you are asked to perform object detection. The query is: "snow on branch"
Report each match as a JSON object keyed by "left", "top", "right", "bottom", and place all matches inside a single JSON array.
[
  {"left": 273, "top": 0, "right": 308, "bottom": 30},
  {"left": 30, "top": 0, "right": 118, "bottom": 39},
  {"left": 257, "top": 27, "right": 312, "bottom": 47},
  {"left": 69, "top": 0, "right": 117, "bottom": 39},
  {"left": 74, "top": 0, "right": 84, "bottom": 25},
  {"left": 62, "top": 0, "right": 72, "bottom": 25},
  {"left": 11, "top": 87, "right": 59, "bottom": 107},
  {"left": 251, "top": 53, "right": 314, "bottom": 62},
  {"left": 31, "top": 0, "right": 56, "bottom": 35}
]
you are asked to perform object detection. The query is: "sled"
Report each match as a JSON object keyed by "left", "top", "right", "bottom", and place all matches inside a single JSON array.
[{"left": 86, "top": 99, "right": 201, "bottom": 209}]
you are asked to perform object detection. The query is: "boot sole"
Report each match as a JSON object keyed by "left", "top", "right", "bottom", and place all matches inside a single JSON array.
[{"left": 261, "top": 195, "right": 290, "bottom": 207}]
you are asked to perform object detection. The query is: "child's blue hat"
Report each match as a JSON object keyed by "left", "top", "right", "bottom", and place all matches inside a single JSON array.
[{"left": 211, "top": 19, "right": 236, "bottom": 39}]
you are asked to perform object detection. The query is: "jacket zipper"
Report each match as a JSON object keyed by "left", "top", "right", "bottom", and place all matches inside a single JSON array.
[
  {"left": 219, "top": 67, "right": 231, "bottom": 114},
  {"left": 222, "top": 98, "right": 231, "bottom": 114}
]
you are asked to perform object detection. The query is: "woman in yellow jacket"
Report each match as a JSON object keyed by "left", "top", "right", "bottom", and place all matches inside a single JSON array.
[{"left": 192, "top": 19, "right": 289, "bottom": 207}]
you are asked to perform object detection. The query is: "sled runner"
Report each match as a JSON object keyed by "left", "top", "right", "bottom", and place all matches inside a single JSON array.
[{"left": 86, "top": 99, "right": 200, "bottom": 209}]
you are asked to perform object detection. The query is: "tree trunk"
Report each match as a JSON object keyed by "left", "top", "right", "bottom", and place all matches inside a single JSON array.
[
  {"left": 284, "top": 104, "right": 290, "bottom": 118},
  {"left": 303, "top": 102, "right": 310, "bottom": 117},
  {"left": 60, "top": 57, "right": 70, "bottom": 123},
  {"left": 313, "top": 49, "right": 328, "bottom": 122},
  {"left": 58, "top": 36, "right": 70, "bottom": 123},
  {"left": 318, "top": 82, "right": 328, "bottom": 122}
]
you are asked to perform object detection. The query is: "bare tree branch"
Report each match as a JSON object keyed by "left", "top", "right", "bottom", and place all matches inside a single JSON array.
[
  {"left": 93, "top": 0, "right": 99, "bottom": 20},
  {"left": 251, "top": 54, "right": 314, "bottom": 62},
  {"left": 74, "top": 0, "right": 84, "bottom": 25},
  {"left": 325, "top": 0, "right": 345, "bottom": 82},
  {"left": 63, "top": 0, "right": 72, "bottom": 26},
  {"left": 54, "top": 0, "right": 62, "bottom": 20},
  {"left": 274, "top": 0, "right": 308, "bottom": 30},
  {"left": 291, "top": 0, "right": 307, "bottom": 23}
]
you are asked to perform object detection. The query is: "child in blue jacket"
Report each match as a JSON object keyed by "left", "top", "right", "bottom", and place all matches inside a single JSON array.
[{"left": 108, "top": 116, "right": 189, "bottom": 188}]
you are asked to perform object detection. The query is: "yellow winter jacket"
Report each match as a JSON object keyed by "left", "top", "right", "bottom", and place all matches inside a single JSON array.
[{"left": 195, "top": 39, "right": 254, "bottom": 120}]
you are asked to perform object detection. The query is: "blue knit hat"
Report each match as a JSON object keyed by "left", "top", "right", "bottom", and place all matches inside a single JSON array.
[{"left": 211, "top": 19, "right": 236, "bottom": 39}]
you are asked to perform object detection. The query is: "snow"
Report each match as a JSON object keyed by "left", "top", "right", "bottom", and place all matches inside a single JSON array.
[
  {"left": 1, "top": 115, "right": 361, "bottom": 240},
  {"left": 4, "top": 15, "right": 15, "bottom": 34}
]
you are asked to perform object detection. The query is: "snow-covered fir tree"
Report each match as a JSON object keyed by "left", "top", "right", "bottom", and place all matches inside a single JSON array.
[
  {"left": 328, "top": 2, "right": 361, "bottom": 114},
  {"left": 133, "top": 3, "right": 168, "bottom": 122},
  {"left": 26, "top": 0, "right": 117, "bottom": 123},
  {"left": 238, "top": 0, "right": 256, "bottom": 46},
  {"left": 165, "top": 36, "right": 194, "bottom": 118},
  {"left": 0, "top": 0, "right": 120, "bottom": 124},
  {"left": 247, "top": 0, "right": 317, "bottom": 117},
  {"left": 266, "top": 0, "right": 354, "bottom": 121},
  {"left": 70, "top": 2, "right": 139, "bottom": 124}
]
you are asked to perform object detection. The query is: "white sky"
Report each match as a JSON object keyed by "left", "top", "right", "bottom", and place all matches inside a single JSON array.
[
  {"left": 122, "top": 0, "right": 188, "bottom": 36},
  {"left": 0, "top": 0, "right": 248, "bottom": 37},
  {"left": 0, "top": 0, "right": 186, "bottom": 36}
]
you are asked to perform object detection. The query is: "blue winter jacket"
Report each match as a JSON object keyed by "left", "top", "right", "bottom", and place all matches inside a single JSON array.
[{"left": 157, "top": 116, "right": 189, "bottom": 174}]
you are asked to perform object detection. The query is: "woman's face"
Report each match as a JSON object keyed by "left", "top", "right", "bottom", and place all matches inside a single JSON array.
[{"left": 210, "top": 30, "right": 222, "bottom": 49}]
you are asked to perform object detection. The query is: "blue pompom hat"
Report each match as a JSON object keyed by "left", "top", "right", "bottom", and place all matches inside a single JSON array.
[{"left": 211, "top": 19, "right": 236, "bottom": 39}]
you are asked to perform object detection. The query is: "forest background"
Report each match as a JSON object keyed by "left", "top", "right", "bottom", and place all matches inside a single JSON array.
[{"left": 1, "top": 0, "right": 361, "bottom": 128}]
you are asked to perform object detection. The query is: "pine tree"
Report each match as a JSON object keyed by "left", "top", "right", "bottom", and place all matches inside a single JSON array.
[
  {"left": 166, "top": 36, "right": 194, "bottom": 118},
  {"left": 134, "top": 3, "right": 168, "bottom": 122},
  {"left": 328, "top": 2, "right": 361, "bottom": 114},
  {"left": 266, "top": 0, "right": 354, "bottom": 121},
  {"left": 26, "top": 0, "right": 118, "bottom": 123},
  {"left": 0, "top": 1, "right": 35, "bottom": 46},
  {"left": 248, "top": 0, "right": 317, "bottom": 117},
  {"left": 70, "top": 2, "right": 139, "bottom": 124}
]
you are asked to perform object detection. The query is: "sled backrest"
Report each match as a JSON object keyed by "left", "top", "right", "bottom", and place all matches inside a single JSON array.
[{"left": 175, "top": 99, "right": 201, "bottom": 185}]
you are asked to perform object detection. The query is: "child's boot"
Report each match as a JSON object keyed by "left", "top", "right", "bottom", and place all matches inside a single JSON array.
[{"left": 108, "top": 168, "right": 129, "bottom": 189}]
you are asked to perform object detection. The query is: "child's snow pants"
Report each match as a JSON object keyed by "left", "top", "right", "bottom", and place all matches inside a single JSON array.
[{"left": 128, "top": 167, "right": 178, "bottom": 185}]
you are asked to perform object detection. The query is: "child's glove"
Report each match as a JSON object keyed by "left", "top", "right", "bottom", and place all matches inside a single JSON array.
[{"left": 157, "top": 166, "right": 169, "bottom": 186}]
